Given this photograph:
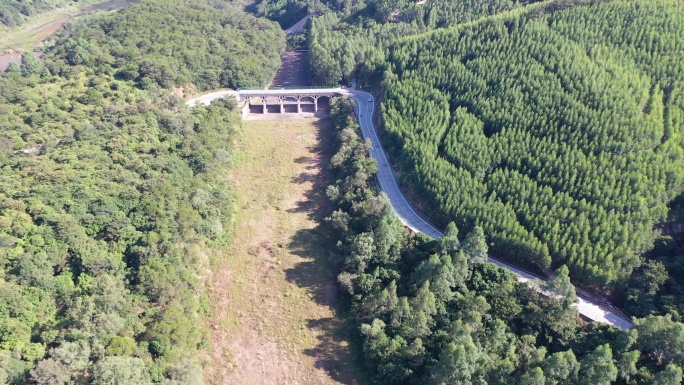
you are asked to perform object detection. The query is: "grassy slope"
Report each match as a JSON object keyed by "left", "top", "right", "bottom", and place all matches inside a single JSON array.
[
  {"left": 203, "top": 117, "right": 363, "bottom": 384},
  {"left": 0, "top": 0, "right": 113, "bottom": 53}
]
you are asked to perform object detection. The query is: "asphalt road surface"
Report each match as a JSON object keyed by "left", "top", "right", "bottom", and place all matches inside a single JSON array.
[{"left": 285, "top": 13, "right": 315, "bottom": 35}]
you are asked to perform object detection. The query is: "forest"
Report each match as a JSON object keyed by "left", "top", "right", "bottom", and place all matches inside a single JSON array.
[
  {"left": 250, "top": 0, "right": 532, "bottom": 85},
  {"left": 307, "top": 0, "right": 523, "bottom": 85},
  {"left": 0, "top": 0, "right": 285, "bottom": 383},
  {"left": 326, "top": 97, "right": 684, "bottom": 384},
  {"left": 379, "top": 0, "right": 684, "bottom": 292},
  {"left": 3, "top": 0, "right": 684, "bottom": 382},
  {"left": 48, "top": 0, "right": 285, "bottom": 90}
]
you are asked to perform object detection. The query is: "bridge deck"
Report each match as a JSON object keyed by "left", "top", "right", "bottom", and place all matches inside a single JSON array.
[{"left": 238, "top": 88, "right": 342, "bottom": 98}]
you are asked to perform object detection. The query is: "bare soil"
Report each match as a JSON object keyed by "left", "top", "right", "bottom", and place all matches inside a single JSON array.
[
  {"left": 203, "top": 118, "right": 362, "bottom": 385},
  {"left": 271, "top": 50, "right": 310, "bottom": 87}
]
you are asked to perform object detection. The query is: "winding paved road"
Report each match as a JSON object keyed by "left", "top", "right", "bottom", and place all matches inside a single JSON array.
[
  {"left": 187, "top": 88, "right": 634, "bottom": 330},
  {"left": 284, "top": 13, "right": 315, "bottom": 35}
]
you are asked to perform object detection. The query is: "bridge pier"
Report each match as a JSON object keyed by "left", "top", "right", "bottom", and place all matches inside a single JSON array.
[{"left": 238, "top": 90, "right": 337, "bottom": 116}]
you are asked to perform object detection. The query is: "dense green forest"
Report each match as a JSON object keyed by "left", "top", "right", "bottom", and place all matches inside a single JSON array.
[
  {"left": 0, "top": 0, "right": 285, "bottom": 383},
  {"left": 0, "top": 0, "right": 105, "bottom": 28},
  {"left": 4, "top": 0, "right": 684, "bottom": 383},
  {"left": 326, "top": 97, "right": 684, "bottom": 384},
  {"left": 249, "top": 0, "right": 529, "bottom": 85},
  {"left": 308, "top": 0, "right": 523, "bottom": 85},
  {"left": 379, "top": 0, "right": 684, "bottom": 292},
  {"left": 48, "top": 0, "right": 285, "bottom": 90},
  {"left": 624, "top": 230, "right": 684, "bottom": 323}
]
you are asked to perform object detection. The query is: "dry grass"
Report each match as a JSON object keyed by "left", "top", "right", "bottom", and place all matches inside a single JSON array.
[
  {"left": 203, "top": 118, "right": 362, "bottom": 385},
  {"left": 0, "top": 8, "right": 77, "bottom": 52},
  {"left": 0, "top": 0, "right": 121, "bottom": 53}
]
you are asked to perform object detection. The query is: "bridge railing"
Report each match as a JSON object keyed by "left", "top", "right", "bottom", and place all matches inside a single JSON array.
[{"left": 237, "top": 85, "right": 340, "bottom": 91}]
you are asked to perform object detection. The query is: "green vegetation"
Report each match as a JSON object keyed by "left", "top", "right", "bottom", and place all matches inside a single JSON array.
[
  {"left": 0, "top": 0, "right": 105, "bottom": 28},
  {"left": 380, "top": 0, "right": 684, "bottom": 290},
  {"left": 0, "top": 0, "right": 285, "bottom": 383},
  {"left": 248, "top": 0, "right": 526, "bottom": 85},
  {"left": 49, "top": 0, "right": 285, "bottom": 90},
  {"left": 251, "top": 0, "right": 311, "bottom": 29},
  {"left": 624, "top": 236, "right": 684, "bottom": 321},
  {"left": 307, "top": 0, "right": 524, "bottom": 85},
  {"left": 327, "top": 97, "right": 684, "bottom": 384}
]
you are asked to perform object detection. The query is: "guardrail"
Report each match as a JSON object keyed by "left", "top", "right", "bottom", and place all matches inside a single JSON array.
[{"left": 238, "top": 85, "right": 340, "bottom": 91}]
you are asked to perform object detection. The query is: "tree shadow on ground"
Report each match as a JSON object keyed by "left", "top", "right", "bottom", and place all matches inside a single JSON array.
[
  {"left": 285, "top": 118, "right": 370, "bottom": 384},
  {"left": 287, "top": 119, "right": 332, "bottom": 216}
]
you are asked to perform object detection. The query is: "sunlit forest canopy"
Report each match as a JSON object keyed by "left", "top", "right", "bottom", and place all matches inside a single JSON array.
[
  {"left": 307, "top": 0, "right": 523, "bottom": 85},
  {"left": 0, "top": 0, "right": 285, "bottom": 382},
  {"left": 381, "top": 0, "right": 684, "bottom": 289},
  {"left": 48, "top": 0, "right": 285, "bottom": 89},
  {"left": 327, "top": 97, "right": 684, "bottom": 385}
]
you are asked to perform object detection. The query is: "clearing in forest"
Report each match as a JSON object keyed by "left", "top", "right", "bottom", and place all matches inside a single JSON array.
[
  {"left": 204, "top": 118, "right": 361, "bottom": 384},
  {"left": 0, "top": 1, "right": 138, "bottom": 53}
]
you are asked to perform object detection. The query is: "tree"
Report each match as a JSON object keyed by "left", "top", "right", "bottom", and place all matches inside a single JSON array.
[
  {"left": 346, "top": 232, "right": 376, "bottom": 274},
  {"left": 649, "top": 364, "right": 683, "bottom": 385},
  {"left": 631, "top": 260, "right": 668, "bottom": 294},
  {"left": 20, "top": 52, "right": 46, "bottom": 77},
  {"left": 542, "top": 350, "right": 579, "bottom": 385},
  {"left": 92, "top": 357, "right": 152, "bottom": 385},
  {"left": 427, "top": 341, "right": 481, "bottom": 385},
  {"left": 410, "top": 254, "right": 457, "bottom": 301},
  {"left": 5, "top": 61, "right": 21, "bottom": 74},
  {"left": 542, "top": 265, "right": 577, "bottom": 305},
  {"left": 439, "top": 222, "right": 459, "bottom": 256},
  {"left": 615, "top": 350, "right": 639, "bottom": 382},
  {"left": 30, "top": 359, "right": 70, "bottom": 385},
  {"left": 50, "top": 340, "right": 91, "bottom": 372},
  {"left": 519, "top": 367, "right": 546, "bottom": 385},
  {"left": 461, "top": 225, "right": 488, "bottom": 265},
  {"left": 578, "top": 344, "right": 618, "bottom": 385},
  {"left": 162, "top": 359, "right": 204, "bottom": 385},
  {"left": 634, "top": 315, "right": 684, "bottom": 365},
  {"left": 106, "top": 336, "right": 136, "bottom": 356}
]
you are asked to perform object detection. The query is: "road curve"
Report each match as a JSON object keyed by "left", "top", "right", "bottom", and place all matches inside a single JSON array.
[
  {"left": 186, "top": 88, "right": 634, "bottom": 330},
  {"left": 285, "top": 13, "right": 315, "bottom": 35}
]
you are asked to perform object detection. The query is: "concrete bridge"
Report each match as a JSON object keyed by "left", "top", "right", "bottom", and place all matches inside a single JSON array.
[
  {"left": 240, "top": 89, "right": 339, "bottom": 113},
  {"left": 187, "top": 88, "right": 342, "bottom": 115}
]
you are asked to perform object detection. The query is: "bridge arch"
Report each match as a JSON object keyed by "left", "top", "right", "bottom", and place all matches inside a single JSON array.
[{"left": 239, "top": 89, "right": 341, "bottom": 114}]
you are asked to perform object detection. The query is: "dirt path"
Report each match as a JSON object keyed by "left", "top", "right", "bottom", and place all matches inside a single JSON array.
[
  {"left": 271, "top": 50, "right": 310, "bottom": 88},
  {"left": 204, "top": 118, "right": 361, "bottom": 385}
]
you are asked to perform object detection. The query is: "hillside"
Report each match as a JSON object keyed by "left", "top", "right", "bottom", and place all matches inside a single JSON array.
[
  {"left": 327, "top": 97, "right": 684, "bottom": 385},
  {"left": 307, "top": 0, "right": 523, "bottom": 85},
  {"left": 381, "top": 0, "right": 684, "bottom": 289},
  {"left": 0, "top": 1, "right": 285, "bottom": 382}
]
